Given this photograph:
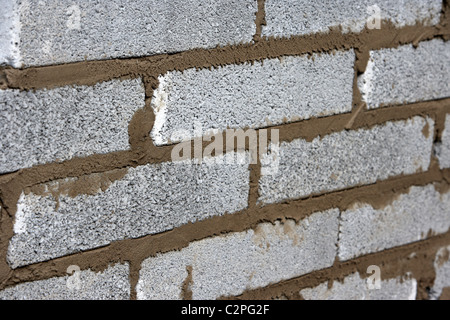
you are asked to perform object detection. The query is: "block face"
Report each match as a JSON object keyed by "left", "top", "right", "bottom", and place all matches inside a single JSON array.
[
  {"left": 11, "top": 0, "right": 257, "bottom": 67},
  {"left": 0, "top": 78, "right": 145, "bottom": 174},
  {"left": 300, "top": 272, "right": 417, "bottom": 300},
  {"left": 430, "top": 246, "right": 450, "bottom": 300},
  {"left": 150, "top": 50, "right": 355, "bottom": 146},
  {"left": 258, "top": 117, "right": 434, "bottom": 205},
  {"left": 0, "top": 263, "right": 130, "bottom": 300},
  {"left": 137, "top": 209, "right": 340, "bottom": 300},
  {"left": 436, "top": 115, "right": 450, "bottom": 169},
  {"left": 338, "top": 185, "right": 450, "bottom": 261},
  {"left": 7, "top": 153, "right": 250, "bottom": 268},
  {"left": 262, "top": 0, "right": 442, "bottom": 38},
  {"left": 0, "top": 0, "right": 21, "bottom": 67},
  {"left": 359, "top": 39, "right": 450, "bottom": 109}
]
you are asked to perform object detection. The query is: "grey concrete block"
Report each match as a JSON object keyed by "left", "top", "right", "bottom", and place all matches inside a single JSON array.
[
  {"left": 7, "top": 153, "right": 250, "bottom": 268},
  {"left": 0, "top": 78, "right": 145, "bottom": 174},
  {"left": 0, "top": 263, "right": 130, "bottom": 300},
  {"left": 258, "top": 117, "right": 434, "bottom": 205},
  {"left": 436, "top": 115, "right": 450, "bottom": 169},
  {"left": 430, "top": 245, "right": 450, "bottom": 300},
  {"left": 151, "top": 50, "right": 355, "bottom": 146},
  {"left": 359, "top": 39, "right": 450, "bottom": 109},
  {"left": 262, "top": 0, "right": 442, "bottom": 38},
  {"left": 0, "top": 0, "right": 20, "bottom": 67},
  {"left": 137, "top": 209, "right": 340, "bottom": 300},
  {"left": 300, "top": 272, "right": 417, "bottom": 300},
  {"left": 3, "top": 0, "right": 257, "bottom": 67},
  {"left": 338, "top": 185, "right": 450, "bottom": 261}
]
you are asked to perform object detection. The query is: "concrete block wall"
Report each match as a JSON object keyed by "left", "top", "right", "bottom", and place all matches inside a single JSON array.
[{"left": 0, "top": 0, "right": 450, "bottom": 300}]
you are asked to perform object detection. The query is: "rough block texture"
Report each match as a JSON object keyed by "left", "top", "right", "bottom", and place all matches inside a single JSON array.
[
  {"left": 0, "top": 0, "right": 20, "bottom": 67},
  {"left": 3, "top": 0, "right": 257, "bottom": 67},
  {"left": 338, "top": 185, "right": 450, "bottom": 261},
  {"left": 151, "top": 50, "right": 355, "bottom": 145},
  {"left": 258, "top": 117, "right": 434, "bottom": 205},
  {"left": 300, "top": 272, "right": 417, "bottom": 300},
  {"left": 7, "top": 153, "right": 250, "bottom": 268},
  {"left": 359, "top": 39, "right": 450, "bottom": 109},
  {"left": 262, "top": 0, "right": 442, "bottom": 38},
  {"left": 0, "top": 78, "right": 145, "bottom": 174},
  {"left": 0, "top": 263, "right": 129, "bottom": 300},
  {"left": 430, "top": 246, "right": 450, "bottom": 300},
  {"left": 436, "top": 115, "right": 450, "bottom": 169},
  {"left": 137, "top": 209, "right": 340, "bottom": 300}
]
